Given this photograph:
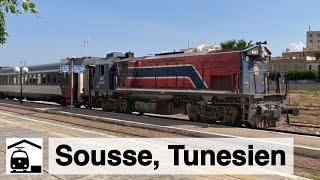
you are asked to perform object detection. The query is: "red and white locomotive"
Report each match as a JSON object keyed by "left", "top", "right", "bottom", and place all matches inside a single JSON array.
[{"left": 85, "top": 43, "right": 296, "bottom": 128}]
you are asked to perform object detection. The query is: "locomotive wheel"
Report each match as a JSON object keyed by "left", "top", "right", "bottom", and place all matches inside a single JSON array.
[
  {"left": 137, "top": 112, "right": 144, "bottom": 116},
  {"left": 243, "top": 121, "right": 252, "bottom": 128},
  {"left": 74, "top": 104, "right": 81, "bottom": 108},
  {"left": 85, "top": 104, "right": 92, "bottom": 109}
]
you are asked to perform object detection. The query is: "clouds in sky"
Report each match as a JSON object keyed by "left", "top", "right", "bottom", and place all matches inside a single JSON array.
[{"left": 289, "top": 41, "right": 305, "bottom": 52}]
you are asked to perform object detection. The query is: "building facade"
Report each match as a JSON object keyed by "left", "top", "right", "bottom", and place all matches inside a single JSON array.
[
  {"left": 269, "top": 29, "right": 320, "bottom": 75},
  {"left": 306, "top": 61, "right": 320, "bottom": 72},
  {"left": 307, "top": 31, "right": 320, "bottom": 51},
  {"left": 268, "top": 57, "right": 307, "bottom": 75}
]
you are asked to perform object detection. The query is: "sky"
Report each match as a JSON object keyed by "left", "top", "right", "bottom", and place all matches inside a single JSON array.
[{"left": 1, "top": 0, "right": 319, "bottom": 66}]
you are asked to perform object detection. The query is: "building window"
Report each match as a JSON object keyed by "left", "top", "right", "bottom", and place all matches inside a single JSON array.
[{"left": 309, "top": 65, "right": 312, "bottom": 70}]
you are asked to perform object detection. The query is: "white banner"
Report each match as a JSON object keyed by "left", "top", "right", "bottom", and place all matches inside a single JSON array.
[{"left": 48, "top": 138, "right": 294, "bottom": 175}]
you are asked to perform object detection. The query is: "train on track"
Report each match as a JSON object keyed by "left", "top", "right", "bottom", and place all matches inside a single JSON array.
[{"left": 0, "top": 43, "right": 298, "bottom": 128}]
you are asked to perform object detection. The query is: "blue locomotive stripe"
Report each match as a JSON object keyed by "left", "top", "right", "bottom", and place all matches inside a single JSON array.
[{"left": 129, "top": 66, "right": 206, "bottom": 89}]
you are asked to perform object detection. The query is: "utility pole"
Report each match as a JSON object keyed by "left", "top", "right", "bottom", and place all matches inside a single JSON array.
[
  {"left": 71, "top": 59, "right": 74, "bottom": 110},
  {"left": 84, "top": 38, "right": 90, "bottom": 57}
]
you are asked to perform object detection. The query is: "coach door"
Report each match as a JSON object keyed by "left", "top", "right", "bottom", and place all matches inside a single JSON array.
[
  {"left": 73, "top": 73, "right": 79, "bottom": 104},
  {"left": 63, "top": 69, "right": 83, "bottom": 105}
]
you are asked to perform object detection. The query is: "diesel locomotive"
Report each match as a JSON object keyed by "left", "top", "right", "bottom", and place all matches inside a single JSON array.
[{"left": 0, "top": 43, "right": 297, "bottom": 128}]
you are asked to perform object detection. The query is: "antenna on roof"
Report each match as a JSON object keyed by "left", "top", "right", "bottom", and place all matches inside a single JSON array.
[{"left": 309, "top": 25, "right": 311, "bottom": 32}]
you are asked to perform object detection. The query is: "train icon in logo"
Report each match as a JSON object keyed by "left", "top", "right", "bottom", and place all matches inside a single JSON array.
[{"left": 6, "top": 138, "right": 43, "bottom": 174}]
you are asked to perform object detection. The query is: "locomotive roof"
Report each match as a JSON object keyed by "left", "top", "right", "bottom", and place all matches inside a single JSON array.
[
  {"left": 142, "top": 45, "right": 271, "bottom": 60},
  {"left": 113, "top": 45, "right": 271, "bottom": 62}
]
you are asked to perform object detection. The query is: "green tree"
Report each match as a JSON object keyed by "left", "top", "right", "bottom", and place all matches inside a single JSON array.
[
  {"left": 220, "top": 39, "right": 253, "bottom": 51},
  {"left": 0, "top": 0, "right": 38, "bottom": 44},
  {"left": 220, "top": 40, "right": 237, "bottom": 51},
  {"left": 236, "top": 39, "right": 252, "bottom": 50}
]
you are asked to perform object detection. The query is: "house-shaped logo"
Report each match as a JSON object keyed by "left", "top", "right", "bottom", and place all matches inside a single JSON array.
[{"left": 6, "top": 138, "right": 43, "bottom": 174}]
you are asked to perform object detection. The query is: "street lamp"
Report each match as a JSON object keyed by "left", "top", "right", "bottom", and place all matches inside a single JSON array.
[{"left": 13, "top": 66, "right": 29, "bottom": 103}]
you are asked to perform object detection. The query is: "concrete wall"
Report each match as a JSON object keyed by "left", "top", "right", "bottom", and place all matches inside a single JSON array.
[{"left": 269, "top": 81, "right": 320, "bottom": 92}]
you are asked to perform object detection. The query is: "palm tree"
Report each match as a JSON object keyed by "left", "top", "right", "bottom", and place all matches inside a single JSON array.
[
  {"left": 236, "top": 39, "right": 252, "bottom": 50},
  {"left": 220, "top": 40, "right": 237, "bottom": 51},
  {"left": 220, "top": 39, "right": 253, "bottom": 51}
]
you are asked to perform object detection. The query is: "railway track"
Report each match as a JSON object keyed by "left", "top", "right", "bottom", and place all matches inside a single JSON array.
[
  {"left": 0, "top": 100, "right": 319, "bottom": 177},
  {"left": 0, "top": 98, "right": 319, "bottom": 137}
]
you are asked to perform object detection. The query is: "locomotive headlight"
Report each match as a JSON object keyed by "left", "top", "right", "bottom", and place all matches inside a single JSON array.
[
  {"left": 245, "top": 56, "right": 250, "bottom": 62},
  {"left": 253, "top": 65, "right": 260, "bottom": 76}
]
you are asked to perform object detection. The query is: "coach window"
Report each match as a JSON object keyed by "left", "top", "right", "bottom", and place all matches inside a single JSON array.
[
  {"left": 14, "top": 75, "right": 18, "bottom": 85},
  {"left": 37, "top": 74, "right": 41, "bottom": 85},
  {"left": 57, "top": 74, "right": 62, "bottom": 84},
  {"left": 8, "top": 76, "right": 11, "bottom": 85},
  {"left": 0, "top": 76, "right": 6, "bottom": 85},
  {"left": 100, "top": 65, "right": 105, "bottom": 76},
  {"left": 17, "top": 74, "right": 22, "bottom": 85},
  {"left": 11, "top": 75, "right": 15, "bottom": 85},
  {"left": 28, "top": 74, "right": 32, "bottom": 84},
  {"left": 46, "top": 74, "right": 51, "bottom": 84},
  {"left": 24, "top": 74, "right": 28, "bottom": 85},
  {"left": 33, "top": 74, "right": 37, "bottom": 84},
  {"left": 52, "top": 73, "right": 57, "bottom": 84},
  {"left": 28, "top": 74, "right": 31, "bottom": 84},
  {"left": 41, "top": 74, "right": 47, "bottom": 84},
  {"left": 29, "top": 74, "right": 33, "bottom": 84},
  {"left": 0, "top": 76, "right": 2, "bottom": 85}
]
